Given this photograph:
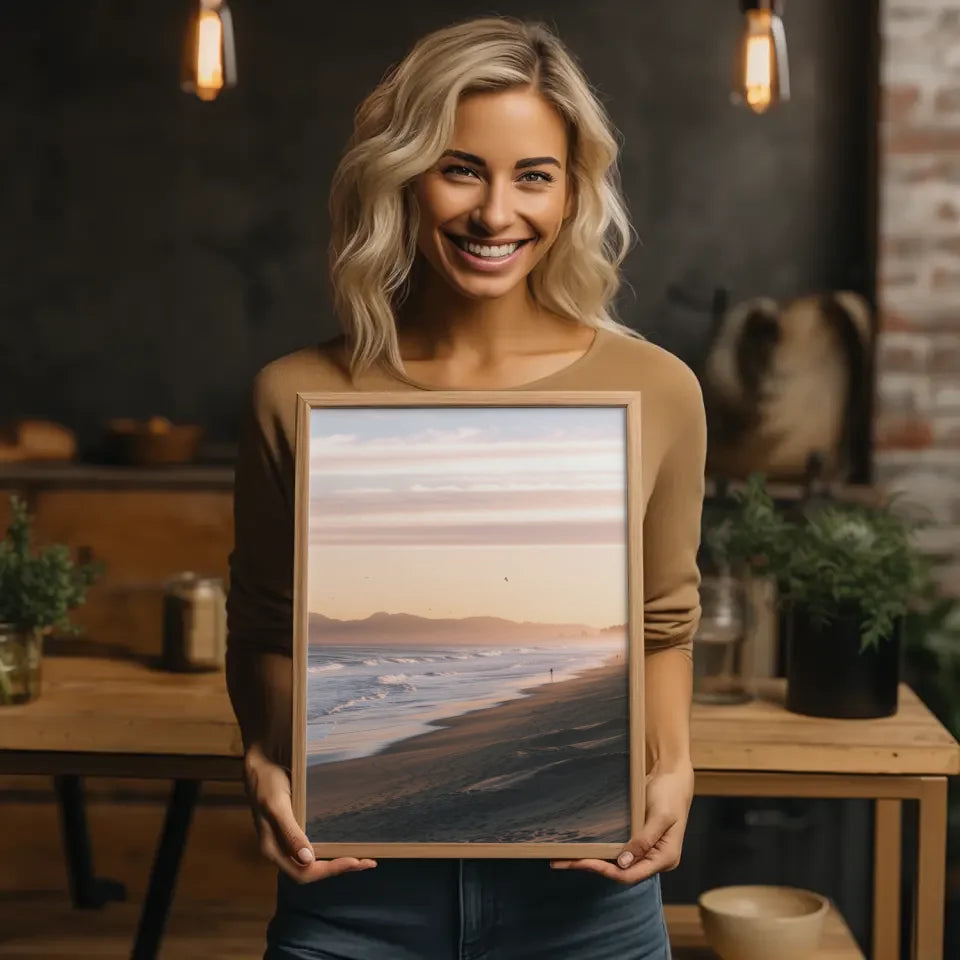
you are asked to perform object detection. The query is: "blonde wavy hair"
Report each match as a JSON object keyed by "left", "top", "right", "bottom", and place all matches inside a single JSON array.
[{"left": 329, "top": 16, "right": 640, "bottom": 377}]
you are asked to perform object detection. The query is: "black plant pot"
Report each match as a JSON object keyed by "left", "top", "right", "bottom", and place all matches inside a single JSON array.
[{"left": 785, "top": 607, "right": 902, "bottom": 719}]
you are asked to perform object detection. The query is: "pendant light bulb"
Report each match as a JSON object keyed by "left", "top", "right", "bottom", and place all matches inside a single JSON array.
[
  {"left": 734, "top": 0, "right": 790, "bottom": 114},
  {"left": 182, "top": 0, "right": 237, "bottom": 102}
]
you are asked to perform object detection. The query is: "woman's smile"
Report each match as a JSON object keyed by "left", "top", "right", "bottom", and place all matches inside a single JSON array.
[{"left": 443, "top": 232, "right": 536, "bottom": 271}]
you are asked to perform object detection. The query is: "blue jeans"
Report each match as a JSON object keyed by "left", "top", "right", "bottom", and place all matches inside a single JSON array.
[{"left": 265, "top": 859, "right": 671, "bottom": 960}]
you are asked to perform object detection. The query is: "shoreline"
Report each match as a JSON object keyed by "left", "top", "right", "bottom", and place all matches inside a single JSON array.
[
  {"left": 306, "top": 656, "right": 631, "bottom": 844},
  {"left": 306, "top": 648, "right": 624, "bottom": 763},
  {"left": 379, "top": 653, "right": 623, "bottom": 755}
]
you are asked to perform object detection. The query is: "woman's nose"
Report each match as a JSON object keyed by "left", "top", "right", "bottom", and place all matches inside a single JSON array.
[{"left": 471, "top": 181, "right": 514, "bottom": 236}]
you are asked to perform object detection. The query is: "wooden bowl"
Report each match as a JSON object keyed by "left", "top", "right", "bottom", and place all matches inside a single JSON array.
[
  {"left": 698, "top": 885, "right": 829, "bottom": 960},
  {"left": 105, "top": 418, "right": 203, "bottom": 466}
]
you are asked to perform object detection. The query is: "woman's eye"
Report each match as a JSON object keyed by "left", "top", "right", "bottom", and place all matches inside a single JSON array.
[
  {"left": 441, "top": 166, "right": 555, "bottom": 184},
  {"left": 442, "top": 165, "right": 479, "bottom": 178},
  {"left": 519, "top": 171, "right": 555, "bottom": 184}
]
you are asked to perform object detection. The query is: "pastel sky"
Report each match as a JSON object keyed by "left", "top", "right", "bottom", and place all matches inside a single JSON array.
[{"left": 307, "top": 406, "right": 628, "bottom": 627}]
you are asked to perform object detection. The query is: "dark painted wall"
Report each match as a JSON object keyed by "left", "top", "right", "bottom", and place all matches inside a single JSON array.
[
  {"left": 0, "top": 3, "right": 879, "bottom": 943},
  {"left": 1, "top": 0, "right": 874, "bottom": 452}
]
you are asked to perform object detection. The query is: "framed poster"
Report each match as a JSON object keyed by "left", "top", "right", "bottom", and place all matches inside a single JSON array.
[{"left": 291, "top": 391, "right": 643, "bottom": 859}]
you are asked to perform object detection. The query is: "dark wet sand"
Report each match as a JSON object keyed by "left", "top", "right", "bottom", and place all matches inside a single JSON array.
[{"left": 306, "top": 660, "right": 631, "bottom": 844}]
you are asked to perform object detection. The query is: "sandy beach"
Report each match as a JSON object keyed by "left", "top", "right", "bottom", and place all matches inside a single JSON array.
[{"left": 306, "top": 659, "right": 631, "bottom": 844}]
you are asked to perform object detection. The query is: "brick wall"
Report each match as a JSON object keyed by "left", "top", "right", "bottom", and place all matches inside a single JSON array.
[{"left": 877, "top": 0, "right": 960, "bottom": 592}]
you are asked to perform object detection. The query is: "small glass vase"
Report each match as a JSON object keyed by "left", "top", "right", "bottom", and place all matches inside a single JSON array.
[
  {"left": 0, "top": 624, "right": 43, "bottom": 705},
  {"left": 693, "top": 574, "right": 752, "bottom": 705}
]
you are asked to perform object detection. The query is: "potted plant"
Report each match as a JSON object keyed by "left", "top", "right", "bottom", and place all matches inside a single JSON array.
[
  {"left": 0, "top": 495, "right": 102, "bottom": 705},
  {"left": 705, "top": 474, "right": 930, "bottom": 718}
]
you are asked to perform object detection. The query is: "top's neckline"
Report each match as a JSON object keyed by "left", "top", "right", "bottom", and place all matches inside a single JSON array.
[{"left": 383, "top": 326, "right": 610, "bottom": 392}]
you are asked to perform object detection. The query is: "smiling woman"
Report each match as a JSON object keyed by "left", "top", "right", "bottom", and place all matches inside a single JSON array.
[
  {"left": 415, "top": 95, "right": 570, "bottom": 293},
  {"left": 226, "top": 14, "right": 705, "bottom": 960},
  {"left": 327, "top": 18, "right": 635, "bottom": 383}
]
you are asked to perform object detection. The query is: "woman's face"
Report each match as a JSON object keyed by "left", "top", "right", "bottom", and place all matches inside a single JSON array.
[{"left": 412, "top": 86, "right": 574, "bottom": 301}]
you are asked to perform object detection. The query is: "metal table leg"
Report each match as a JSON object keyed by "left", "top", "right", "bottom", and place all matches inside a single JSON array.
[
  {"left": 131, "top": 778, "right": 201, "bottom": 960},
  {"left": 53, "top": 774, "right": 127, "bottom": 908}
]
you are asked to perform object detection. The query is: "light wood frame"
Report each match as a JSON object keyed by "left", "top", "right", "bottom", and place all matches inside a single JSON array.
[{"left": 291, "top": 390, "right": 645, "bottom": 859}]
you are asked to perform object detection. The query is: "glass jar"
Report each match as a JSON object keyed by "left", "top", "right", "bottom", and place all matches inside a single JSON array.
[
  {"left": 161, "top": 573, "right": 227, "bottom": 672},
  {"left": 693, "top": 574, "right": 752, "bottom": 705},
  {"left": 0, "top": 624, "right": 43, "bottom": 705}
]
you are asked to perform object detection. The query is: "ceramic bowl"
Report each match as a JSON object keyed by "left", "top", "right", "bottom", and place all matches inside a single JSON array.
[{"left": 698, "top": 884, "right": 829, "bottom": 960}]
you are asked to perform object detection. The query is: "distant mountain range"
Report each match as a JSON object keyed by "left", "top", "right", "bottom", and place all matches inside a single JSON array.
[{"left": 308, "top": 611, "right": 627, "bottom": 646}]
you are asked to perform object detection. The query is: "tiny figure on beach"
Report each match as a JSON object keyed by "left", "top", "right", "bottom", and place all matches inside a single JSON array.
[{"left": 550, "top": 668, "right": 554, "bottom": 682}]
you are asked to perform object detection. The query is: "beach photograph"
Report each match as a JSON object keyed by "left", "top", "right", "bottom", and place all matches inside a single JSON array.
[{"left": 303, "top": 402, "right": 635, "bottom": 847}]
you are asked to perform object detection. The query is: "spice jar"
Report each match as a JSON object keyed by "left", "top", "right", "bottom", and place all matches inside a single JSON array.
[{"left": 161, "top": 572, "right": 226, "bottom": 671}]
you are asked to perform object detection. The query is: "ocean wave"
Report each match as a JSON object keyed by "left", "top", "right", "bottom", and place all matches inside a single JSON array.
[
  {"left": 378, "top": 673, "right": 411, "bottom": 685},
  {"left": 308, "top": 663, "right": 345, "bottom": 674},
  {"left": 325, "top": 690, "right": 388, "bottom": 715},
  {"left": 362, "top": 658, "right": 381, "bottom": 666},
  {"left": 386, "top": 655, "right": 446, "bottom": 664}
]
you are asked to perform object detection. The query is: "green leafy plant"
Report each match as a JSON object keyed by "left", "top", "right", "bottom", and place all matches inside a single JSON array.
[
  {"left": 706, "top": 474, "right": 931, "bottom": 650},
  {"left": 704, "top": 474, "right": 794, "bottom": 577},
  {"left": 0, "top": 495, "right": 103, "bottom": 634}
]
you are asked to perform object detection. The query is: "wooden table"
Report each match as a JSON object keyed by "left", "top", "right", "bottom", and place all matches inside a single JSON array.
[
  {"left": 0, "top": 658, "right": 957, "bottom": 960},
  {"left": 0, "top": 656, "right": 243, "bottom": 960},
  {"left": 691, "top": 680, "right": 960, "bottom": 960}
]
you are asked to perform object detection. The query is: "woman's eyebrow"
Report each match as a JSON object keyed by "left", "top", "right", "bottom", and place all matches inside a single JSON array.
[{"left": 440, "top": 149, "right": 562, "bottom": 169}]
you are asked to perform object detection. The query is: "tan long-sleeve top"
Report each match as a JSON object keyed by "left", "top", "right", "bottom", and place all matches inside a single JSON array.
[{"left": 226, "top": 327, "right": 707, "bottom": 660}]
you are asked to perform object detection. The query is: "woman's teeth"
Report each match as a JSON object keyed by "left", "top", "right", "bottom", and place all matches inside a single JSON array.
[{"left": 451, "top": 236, "right": 527, "bottom": 259}]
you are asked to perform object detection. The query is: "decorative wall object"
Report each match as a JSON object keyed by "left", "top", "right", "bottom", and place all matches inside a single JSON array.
[{"left": 702, "top": 291, "right": 873, "bottom": 482}]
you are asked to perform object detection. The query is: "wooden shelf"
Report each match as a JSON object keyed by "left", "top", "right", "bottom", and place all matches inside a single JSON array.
[
  {"left": 665, "top": 903, "right": 865, "bottom": 959},
  {"left": 0, "top": 461, "right": 234, "bottom": 490},
  {"left": 704, "top": 476, "right": 880, "bottom": 504}
]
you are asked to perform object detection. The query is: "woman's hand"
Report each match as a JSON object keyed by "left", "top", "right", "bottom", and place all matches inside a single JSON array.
[
  {"left": 243, "top": 743, "right": 377, "bottom": 884},
  {"left": 550, "top": 759, "right": 694, "bottom": 884}
]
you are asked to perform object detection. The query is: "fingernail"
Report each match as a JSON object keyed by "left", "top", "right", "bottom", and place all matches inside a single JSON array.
[
  {"left": 618, "top": 851, "right": 634, "bottom": 868},
  {"left": 296, "top": 846, "right": 315, "bottom": 864}
]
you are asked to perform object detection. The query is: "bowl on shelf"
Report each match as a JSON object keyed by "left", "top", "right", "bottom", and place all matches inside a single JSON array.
[
  {"left": 105, "top": 417, "right": 203, "bottom": 466},
  {"left": 698, "top": 885, "right": 829, "bottom": 960}
]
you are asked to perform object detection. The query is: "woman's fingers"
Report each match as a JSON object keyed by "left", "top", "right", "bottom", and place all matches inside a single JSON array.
[
  {"left": 258, "top": 793, "right": 377, "bottom": 879},
  {"left": 244, "top": 746, "right": 376, "bottom": 883},
  {"left": 256, "top": 777, "right": 315, "bottom": 863},
  {"left": 549, "top": 847, "right": 671, "bottom": 884},
  {"left": 615, "top": 809, "right": 676, "bottom": 870},
  {"left": 257, "top": 818, "right": 375, "bottom": 883},
  {"left": 550, "top": 820, "right": 682, "bottom": 885}
]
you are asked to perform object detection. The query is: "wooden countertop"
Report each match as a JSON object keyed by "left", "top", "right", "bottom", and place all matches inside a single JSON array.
[
  {"left": 0, "top": 462, "right": 235, "bottom": 490},
  {"left": 0, "top": 656, "right": 242, "bottom": 773},
  {"left": 0, "top": 658, "right": 957, "bottom": 781},
  {"left": 692, "top": 678, "right": 960, "bottom": 775}
]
